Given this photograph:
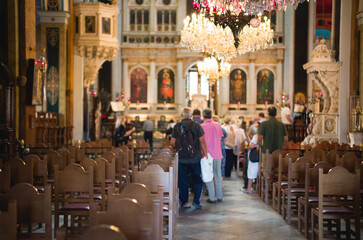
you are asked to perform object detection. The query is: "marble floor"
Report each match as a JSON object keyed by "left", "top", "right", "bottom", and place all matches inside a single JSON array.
[{"left": 175, "top": 171, "right": 307, "bottom": 240}]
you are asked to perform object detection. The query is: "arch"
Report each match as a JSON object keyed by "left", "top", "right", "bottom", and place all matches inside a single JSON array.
[
  {"left": 157, "top": 68, "right": 175, "bottom": 103},
  {"left": 130, "top": 67, "right": 148, "bottom": 103},
  {"left": 256, "top": 68, "right": 275, "bottom": 104},
  {"left": 229, "top": 68, "right": 247, "bottom": 104}
]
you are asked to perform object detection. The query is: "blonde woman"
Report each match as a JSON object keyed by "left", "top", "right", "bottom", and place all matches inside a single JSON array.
[{"left": 115, "top": 116, "right": 135, "bottom": 147}]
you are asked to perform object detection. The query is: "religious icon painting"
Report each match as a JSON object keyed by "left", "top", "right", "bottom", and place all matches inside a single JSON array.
[
  {"left": 130, "top": 67, "right": 148, "bottom": 103},
  {"left": 85, "top": 16, "right": 96, "bottom": 33},
  {"left": 257, "top": 69, "right": 274, "bottom": 104},
  {"left": 102, "top": 17, "right": 111, "bottom": 34},
  {"left": 229, "top": 68, "right": 247, "bottom": 104},
  {"left": 158, "top": 68, "right": 175, "bottom": 103}
]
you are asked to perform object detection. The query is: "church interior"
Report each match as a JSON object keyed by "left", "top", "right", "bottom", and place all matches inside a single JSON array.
[{"left": 1, "top": 0, "right": 363, "bottom": 239}]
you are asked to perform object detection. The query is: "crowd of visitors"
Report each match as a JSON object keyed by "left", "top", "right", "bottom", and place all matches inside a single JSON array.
[
  {"left": 170, "top": 106, "right": 288, "bottom": 209},
  {"left": 114, "top": 106, "right": 288, "bottom": 210}
]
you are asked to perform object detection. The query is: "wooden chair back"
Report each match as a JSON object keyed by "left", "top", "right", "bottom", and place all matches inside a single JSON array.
[
  {"left": 325, "top": 150, "right": 338, "bottom": 167},
  {"left": 24, "top": 154, "right": 48, "bottom": 189},
  {"left": 120, "top": 145, "right": 135, "bottom": 179},
  {"left": 9, "top": 157, "right": 33, "bottom": 186},
  {"left": 314, "top": 166, "right": 360, "bottom": 239},
  {"left": 67, "top": 145, "right": 77, "bottom": 162},
  {"left": 90, "top": 198, "right": 152, "bottom": 240},
  {"left": 338, "top": 152, "right": 361, "bottom": 173},
  {"left": 304, "top": 148, "right": 325, "bottom": 164},
  {"left": 99, "top": 139, "right": 112, "bottom": 148},
  {"left": 8, "top": 183, "right": 52, "bottom": 239},
  {"left": 285, "top": 152, "right": 299, "bottom": 163},
  {"left": 58, "top": 148, "right": 74, "bottom": 166},
  {"left": 289, "top": 157, "right": 313, "bottom": 183},
  {"left": 80, "top": 224, "right": 128, "bottom": 240},
  {"left": 319, "top": 166, "right": 359, "bottom": 198},
  {"left": 0, "top": 200, "right": 17, "bottom": 240},
  {"left": 147, "top": 159, "right": 169, "bottom": 172},
  {"left": 109, "top": 183, "right": 162, "bottom": 240},
  {"left": 47, "top": 150, "right": 65, "bottom": 177},
  {"left": 54, "top": 163, "right": 94, "bottom": 232},
  {"left": 80, "top": 158, "right": 106, "bottom": 210},
  {"left": 266, "top": 150, "right": 284, "bottom": 171},
  {"left": 95, "top": 157, "right": 115, "bottom": 187}
]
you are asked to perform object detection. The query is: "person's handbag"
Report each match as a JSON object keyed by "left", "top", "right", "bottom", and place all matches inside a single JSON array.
[
  {"left": 200, "top": 153, "right": 214, "bottom": 182},
  {"left": 249, "top": 147, "right": 259, "bottom": 163},
  {"left": 225, "top": 126, "right": 236, "bottom": 149}
]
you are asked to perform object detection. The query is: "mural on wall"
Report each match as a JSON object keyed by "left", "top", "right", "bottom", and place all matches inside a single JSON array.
[
  {"left": 46, "top": 27, "right": 59, "bottom": 113},
  {"left": 158, "top": 68, "right": 175, "bottom": 103},
  {"left": 229, "top": 68, "right": 247, "bottom": 104},
  {"left": 130, "top": 67, "right": 148, "bottom": 103},
  {"left": 257, "top": 69, "right": 274, "bottom": 104}
]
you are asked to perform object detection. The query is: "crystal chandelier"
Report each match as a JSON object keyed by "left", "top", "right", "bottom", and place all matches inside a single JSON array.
[
  {"left": 181, "top": 13, "right": 236, "bottom": 61},
  {"left": 197, "top": 56, "right": 231, "bottom": 86},
  {"left": 181, "top": 13, "right": 274, "bottom": 59},
  {"left": 192, "top": 0, "right": 310, "bottom": 16},
  {"left": 238, "top": 16, "right": 274, "bottom": 54},
  {"left": 192, "top": 0, "right": 308, "bottom": 49}
]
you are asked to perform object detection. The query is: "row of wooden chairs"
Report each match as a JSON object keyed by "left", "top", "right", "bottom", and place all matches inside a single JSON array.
[
  {"left": 0, "top": 144, "right": 177, "bottom": 240},
  {"left": 257, "top": 148, "right": 362, "bottom": 240},
  {"left": 284, "top": 140, "right": 361, "bottom": 154}
]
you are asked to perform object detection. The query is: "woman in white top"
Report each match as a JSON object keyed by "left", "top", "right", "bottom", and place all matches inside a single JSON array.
[
  {"left": 222, "top": 117, "right": 236, "bottom": 177},
  {"left": 243, "top": 122, "right": 260, "bottom": 194}
]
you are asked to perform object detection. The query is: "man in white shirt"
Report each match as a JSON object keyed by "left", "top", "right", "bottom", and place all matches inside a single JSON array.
[{"left": 281, "top": 103, "right": 293, "bottom": 125}]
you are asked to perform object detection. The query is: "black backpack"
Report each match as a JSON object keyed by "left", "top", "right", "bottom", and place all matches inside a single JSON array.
[{"left": 175, "top": 124, "right": 196, "bottom": 159}]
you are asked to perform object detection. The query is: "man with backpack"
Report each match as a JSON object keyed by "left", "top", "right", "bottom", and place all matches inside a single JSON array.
[{"left": 171, "top": 107, "right": 207, "bottom": 209}]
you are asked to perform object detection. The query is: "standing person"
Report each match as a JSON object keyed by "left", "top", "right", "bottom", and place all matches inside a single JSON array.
[
  {"left": 171, "top": 107, "right": 207, "bottom": 209},
  {"left": 258, "top": 106, "right": 288, "bottom": 169},
  {"left": 247, "top": 117, "right": 259, "bottom": 139},
  {"left": 165, "top": 119, "right": 175, "bottom": 140},
  {"left": 212, "top": 115, "right": 227, "bottom": 179},
  {"left": 281, "top": 103, "right": 293, "bottom": 125},
  {"left": 143, "top": 116, "right": 154, "bottom": 148},
  {"left": 258, "top": 112, "right": 266, "bottom": 123},
  {"left": 235, "top": 120, "right": 248, "bottom": 155},
  {"left": 192, "top": 109, "right": 204, "bottom": 124},
  {"left": 243, "top": 121, "right": 260, "bottom": 194},
  {"left": 115, "top": 116, "right": 136, "bottom": 147},
  {"left": 201, "top": 109, "right": 224, "bottom": 203},
  {"left": 222, "top": 117, "right": 236, "bottom": 177}
]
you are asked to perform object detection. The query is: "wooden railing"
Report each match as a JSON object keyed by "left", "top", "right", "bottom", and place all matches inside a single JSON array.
[
  {"left": 34, "top": 112, "right": 73, "bottom": 148},
  {"left": 285, "top": 123, "right": 307, "bottom": 143}
]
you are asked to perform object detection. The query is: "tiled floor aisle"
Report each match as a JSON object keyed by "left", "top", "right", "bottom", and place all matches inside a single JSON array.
[{"left": 175, "top": 171, "right": 306, "bottom": 240}]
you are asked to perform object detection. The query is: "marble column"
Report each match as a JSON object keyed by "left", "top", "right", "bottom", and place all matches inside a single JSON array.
[
  {"left": 177, "top": 0, "right": 187, "bottom": 32},
  {"left": 112, "top": 0, "right": 122, "bottom": 100},
  {"left": 276, "top": 11, "right": 283, "bottom": 33},
  {"left": 177, "top": 59, "right": 185, "bottom": 110},
  {"left": 307, "top": 0, "right": 316, "bottom": 100},
  {"left": 283, "top": 6, "right": 295, "bottom": 99},
  {"left": 73, "top": 51, "right": 84, "bottom": 141},
  {"left": 148, "top": 60, "right": 157, "bottom": 105},
  {"left": 122, "top": 0, "right": 129, "bottom": 32},
  {"left": 338, "top": 0, "right": 352, "bottom": 142},
  {"left": 149, "top": 0, "right": 156, "bottom": 33},
  {"left": 112, "top": 53, "right": 122, "bottom": 99},
  {"left": 248, "top": 58, "right": 256, "bottom": 105},
  {"left": 276, "top": 60, "right": 283, "bottom": 103},
  {"left": 218, "top": 76, "right": 229, "bottom": 115},
  {"left": 123, "top": 60, "right": 130, "bottom": 100}
]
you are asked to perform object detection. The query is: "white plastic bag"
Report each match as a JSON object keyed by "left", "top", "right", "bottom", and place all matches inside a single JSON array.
[{"left": 200, "top": 153, "right": 213, "bottom": 182}]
